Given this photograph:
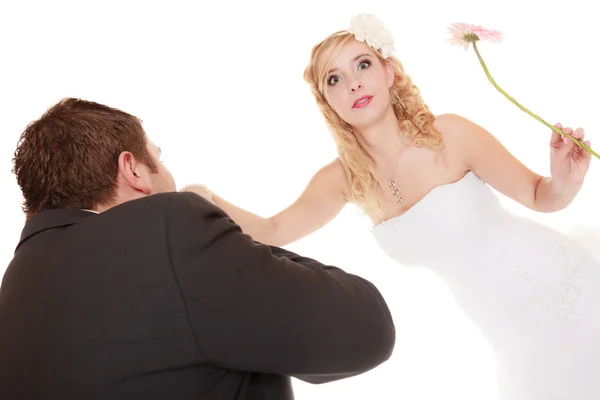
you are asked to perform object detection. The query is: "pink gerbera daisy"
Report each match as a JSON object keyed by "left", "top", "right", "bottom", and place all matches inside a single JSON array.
[
  {"left": 447, "top": 22, "right": 503, "bottom": 50},
  {"left": 446, "top": 22, "right": 599, "bottom": 160}
]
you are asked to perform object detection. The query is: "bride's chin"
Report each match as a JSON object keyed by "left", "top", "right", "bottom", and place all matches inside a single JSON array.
[{"left": 355, "top": 112, "right": 388, "bottom": 129}]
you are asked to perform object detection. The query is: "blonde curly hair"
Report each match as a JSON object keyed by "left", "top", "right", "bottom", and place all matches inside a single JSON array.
[{"left": 303, "top": 31, "right": 444, "bottom": 219}]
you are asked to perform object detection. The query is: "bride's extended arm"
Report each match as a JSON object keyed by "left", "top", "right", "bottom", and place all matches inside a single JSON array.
[{"left": 183, "top": 159, "right": 348, "bottom": 247}]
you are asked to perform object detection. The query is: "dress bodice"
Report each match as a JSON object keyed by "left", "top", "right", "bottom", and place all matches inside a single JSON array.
[{"left": 371, "top": 171, "right": 597, "bottom": 350}]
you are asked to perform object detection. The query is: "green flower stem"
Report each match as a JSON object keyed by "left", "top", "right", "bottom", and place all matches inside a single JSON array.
[{"left": 472, "top": 41, "right": 599, "bottom": 160}]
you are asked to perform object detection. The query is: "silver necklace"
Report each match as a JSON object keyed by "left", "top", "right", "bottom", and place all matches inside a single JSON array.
[
  {"left": 387, "top": 151, "right": 404, "bottom": 204},
  {"left": 388, "top": 180, "right": 403, "bottom": 204}
]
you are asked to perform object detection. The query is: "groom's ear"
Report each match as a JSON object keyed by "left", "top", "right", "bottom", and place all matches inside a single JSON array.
[{"left": 117, "top": 151, "right": 152, "bottom": 195}]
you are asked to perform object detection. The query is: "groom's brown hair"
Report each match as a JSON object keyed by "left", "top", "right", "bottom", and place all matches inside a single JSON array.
[{"left": 12, "top": 98, "right": 157, "bottom": 218}]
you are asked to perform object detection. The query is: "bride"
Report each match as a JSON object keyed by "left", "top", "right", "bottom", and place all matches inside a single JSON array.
[{"left": 184, "top": 14, "right": 599, "bottom": 399}]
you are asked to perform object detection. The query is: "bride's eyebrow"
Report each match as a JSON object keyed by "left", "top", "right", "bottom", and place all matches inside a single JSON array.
[{"left": 328, "top": 53, "right": 372, "bottom": 74}]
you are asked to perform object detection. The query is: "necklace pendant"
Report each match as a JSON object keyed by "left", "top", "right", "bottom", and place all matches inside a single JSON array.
[{"left": 387, "top": 180, "right": 403, "bottom": 204}]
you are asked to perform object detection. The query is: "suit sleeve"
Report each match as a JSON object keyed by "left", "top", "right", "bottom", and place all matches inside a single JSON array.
[{"left": 166, "top": 192, "right": 395, "bottom": 383}]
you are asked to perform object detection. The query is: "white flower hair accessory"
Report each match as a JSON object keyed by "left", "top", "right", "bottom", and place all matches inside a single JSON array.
[{"left": 346, "top": 13, "right": 395, "bottom": 58}]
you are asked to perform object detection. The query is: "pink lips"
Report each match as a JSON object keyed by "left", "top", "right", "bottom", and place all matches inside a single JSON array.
[{"left": 352, "top": 96, "right": 373, "bottom": 108}]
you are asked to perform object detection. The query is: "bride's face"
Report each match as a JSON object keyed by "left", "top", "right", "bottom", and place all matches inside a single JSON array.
[{"left": 323, "top": 40, "right": 395, "bottom": 128}]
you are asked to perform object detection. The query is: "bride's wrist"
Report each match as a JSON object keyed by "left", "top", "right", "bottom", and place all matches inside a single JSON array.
[
  {"left": 549, "top": 176, "right": 581, "bottom": 199},
  {"left": 539, "top": 177, "right": 579, "bottom": 210}
]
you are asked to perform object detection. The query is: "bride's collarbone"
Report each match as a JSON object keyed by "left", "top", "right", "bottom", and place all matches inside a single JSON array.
[
  {"left": 375, "top": 180, "right": 428, "bottom": 219},
  {"left": 376, "top": 172, "right": 466, "bottom": 220}
]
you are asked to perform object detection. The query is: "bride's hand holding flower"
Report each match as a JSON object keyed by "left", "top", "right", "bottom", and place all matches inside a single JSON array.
[{"left": 550, "top": 122, "right": 591, "bottom": 191}]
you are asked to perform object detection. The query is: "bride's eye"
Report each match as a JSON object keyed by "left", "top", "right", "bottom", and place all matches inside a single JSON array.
[
  {"left": 358, "top": 59, "right": 372, "bottom": 70},
  {"left": 327, "top": 75, "right": 341, "bottom": 86}
]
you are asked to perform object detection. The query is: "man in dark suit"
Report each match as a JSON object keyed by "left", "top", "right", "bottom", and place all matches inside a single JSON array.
[{"left": 0, "top": 98, "right": 395, "bottom": 399}]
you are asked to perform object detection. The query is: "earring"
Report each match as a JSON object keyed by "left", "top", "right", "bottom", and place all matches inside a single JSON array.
[
  {"left": 390, "top": 90, "right": 406, "bottom": 110},
  {"left": 343, "top": 121, "right": 353, "bottom": 133}
]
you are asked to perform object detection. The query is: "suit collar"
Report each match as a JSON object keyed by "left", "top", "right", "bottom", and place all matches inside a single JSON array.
[{"left": 16, "top": 208, "right": 97, "bottom": 251}]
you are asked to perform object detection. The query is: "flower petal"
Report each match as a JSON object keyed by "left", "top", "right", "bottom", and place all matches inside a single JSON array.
[
  {"left": 346, "top": 13, "right": 395, "bottom": 58},
  {"left": 447, "top": 22, "right": 503, "bottom": 49}
]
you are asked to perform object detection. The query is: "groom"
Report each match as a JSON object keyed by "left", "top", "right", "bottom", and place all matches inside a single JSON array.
[{"left": 0, "top": 98, "right": 395, "bottom": 400}]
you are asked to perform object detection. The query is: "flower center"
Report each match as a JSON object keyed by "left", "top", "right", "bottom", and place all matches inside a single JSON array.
[{"left": 463, "top": 33, "right": 480, "bottom": 43}]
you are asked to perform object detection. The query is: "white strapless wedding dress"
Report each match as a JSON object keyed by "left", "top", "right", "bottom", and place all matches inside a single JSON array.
[{"left": 371, "top": 171, "right": 600, "bottom": 400}]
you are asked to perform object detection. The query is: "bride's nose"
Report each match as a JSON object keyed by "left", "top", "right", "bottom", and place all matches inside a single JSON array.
[{"left": 348, "top": 79, "right": 363, "bottom": 93}]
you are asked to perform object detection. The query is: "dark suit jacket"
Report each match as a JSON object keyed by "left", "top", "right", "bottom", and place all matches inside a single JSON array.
[{"left": 0, "top": 192, "right": 395, "bottom": 399}]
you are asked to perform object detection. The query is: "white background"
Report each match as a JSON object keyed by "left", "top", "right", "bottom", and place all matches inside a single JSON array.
[{"left": 1, "top": 1, "right": 598, "bottom": 399}]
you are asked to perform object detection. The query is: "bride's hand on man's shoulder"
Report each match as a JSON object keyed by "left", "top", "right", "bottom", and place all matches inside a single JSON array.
[{"left": 179, "top": 184, "right": 215, "bottom": 204}]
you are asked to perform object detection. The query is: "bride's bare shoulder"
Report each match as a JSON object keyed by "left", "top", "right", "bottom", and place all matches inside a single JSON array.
[{"left": 314, "top": 158, "right": 350, "bottom": 199}]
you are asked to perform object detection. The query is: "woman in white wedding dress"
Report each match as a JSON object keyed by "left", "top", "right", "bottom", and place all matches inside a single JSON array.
[{"left": 184, "top": 15, "right": 599, "bottom": 399}]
